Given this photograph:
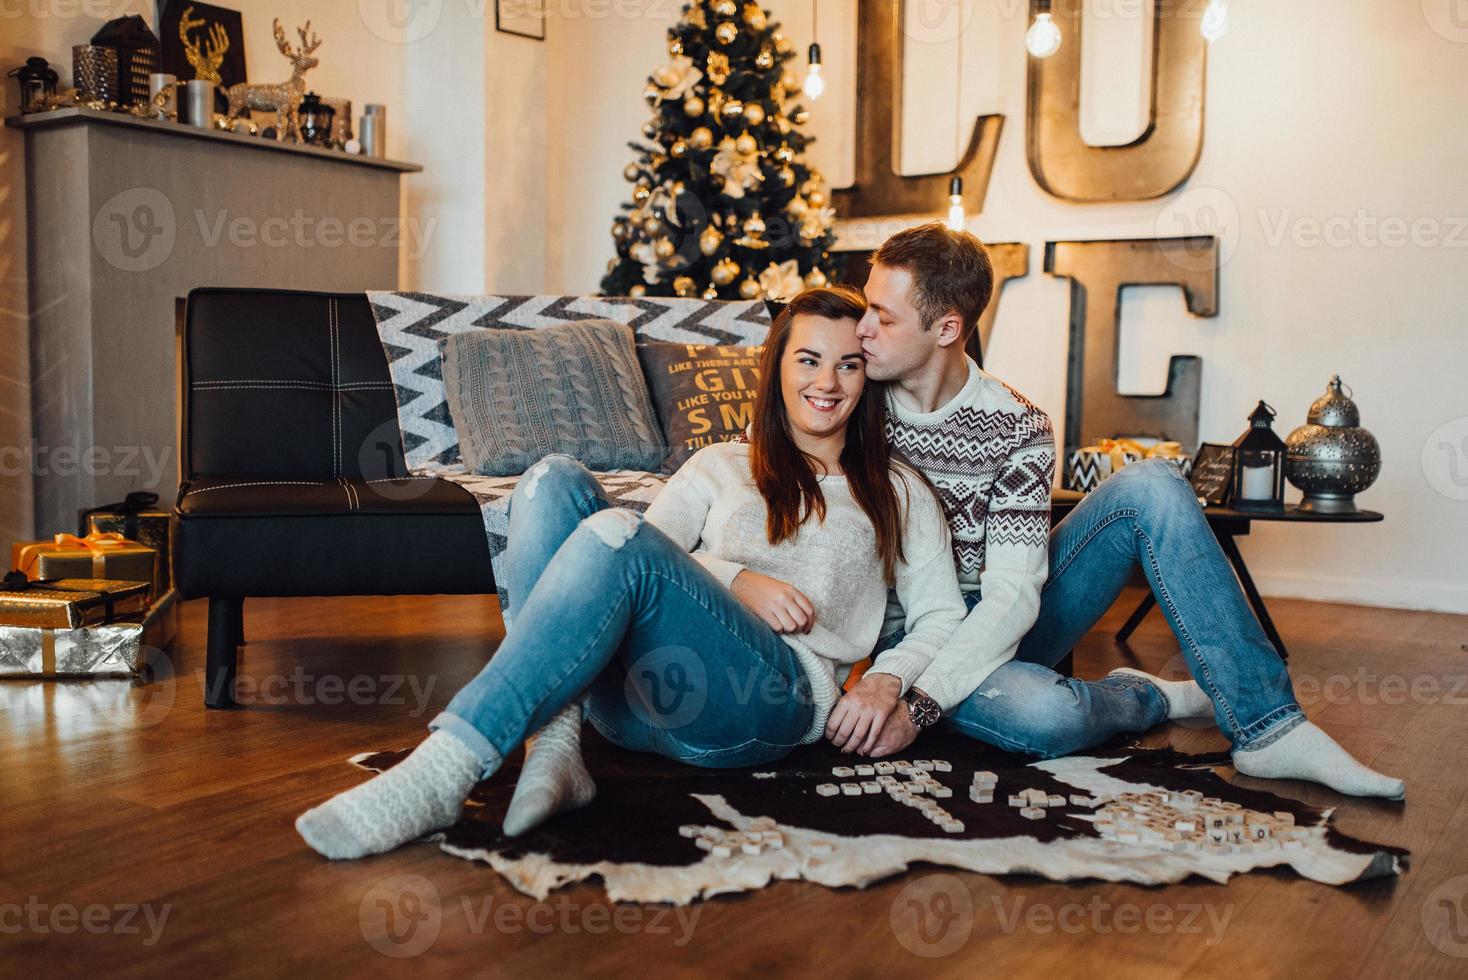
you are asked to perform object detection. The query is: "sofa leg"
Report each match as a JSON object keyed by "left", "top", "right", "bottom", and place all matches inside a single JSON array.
[
  {"left": 205, "top": 596, "right": 242, "bottom": 709},
  {"left": 234, "top": 597, "right": 245, "bottom": 647}
]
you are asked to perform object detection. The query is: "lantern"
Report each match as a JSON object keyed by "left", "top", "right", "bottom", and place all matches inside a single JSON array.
[
  {"left": 1231, "top": 401, "right": 1287, "bottom": 512},
  {"left": 297, "top": 92, "right": 336, "bottom": 147},
  {"left": 7, "top": 57, "right": 59, "bottom": 113}
]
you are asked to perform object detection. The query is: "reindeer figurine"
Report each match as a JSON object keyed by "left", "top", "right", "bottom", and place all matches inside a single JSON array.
[{"left": 223, "top": 20, "right": 321, "bottom": 142}]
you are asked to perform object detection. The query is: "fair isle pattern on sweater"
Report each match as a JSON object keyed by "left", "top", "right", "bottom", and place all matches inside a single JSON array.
[{"left": 885, "top": 381, "right": 1055, "bottom": 577}]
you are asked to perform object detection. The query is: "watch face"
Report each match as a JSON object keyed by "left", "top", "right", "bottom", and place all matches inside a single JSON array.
[{"left": 908, "top": 695, "right": 940, "bottom": 728}]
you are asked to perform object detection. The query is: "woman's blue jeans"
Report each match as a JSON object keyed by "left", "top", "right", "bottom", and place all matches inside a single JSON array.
[{"left": 429, "top": 455, "right": 815, "bottom": 776}]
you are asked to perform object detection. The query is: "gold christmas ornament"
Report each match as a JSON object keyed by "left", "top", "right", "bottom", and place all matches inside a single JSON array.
[
  {"left": 699, "top": 224, "right": 724, "bottom": 255},
  {"left": 686, "top": 3, "right": 707, "bottom": 28},
  {"left": 711, "top": 257, "right": 740, "bottom": 285},
  {"left": 612, "top": 221, "right": 629, "bottom": 241},
  {"left": 689, "top": 126, "right": 714, "bottom": 150},
  {"left": 642, "top": 216, "right": 661, "bottom": 235},
  {"left": 755, "top": 48, "right": 774, "bottom": 70},
  {"left": 629, "top": 283, "right": 647, "bottom": 297},
  {"left": 673, "top": 275, "right": 696, "bottom": 296},
  {"left": 721, "top": 98, "right": 745, "bottom": 119},
  {"left": 807, "top": 189, "right": 826, "bottom": 207},
  {"left": 643, "top": 84, "right": 660, "bottom": 106},
  {"left": 714, "top": 0, "right": 737, "bottom": 18},
  {"left": 744, "top": 102, "right": 766, "bottom": 125},
  {"left": 706, "top": 52, "right": 730, "bottom": 86},
  {"left": 781, "top": 68, "right": 799, "bottom": 92},
  {"left": 774, "top": 143, "right": 794, "bottom": 162},
  {"left": 743, "top": 4, "right": 767, "bottom": 30},
  {"left": 670, "top": 139, "right": 689, "bottom": 158},
  {"left": 744, "top": 211, "right": 766, "bottom": 235},
  {"left": 793, "top": 108, "right": 810, "bottom": 125},
  {"left": 735, "top": 132, "right": 757, "bottom": 155},
  {"left": 804, "top": 267, "right": 829, "bottom": 288},
  {"left": 773, "top": 31, "right": 792, "bottom": 54},
  {"left": 624, "top": 163, "right": 641, "bottom": 181},
  {"left": 799, "top": 216, "right": 824, "bottom": 242},
  {"left": 707, "top": 89, "right": 726, "bottom": 117},
  {"left": 738, "top": 277, "right": 762, "bottom": 299},
  {"left": 633, "top": 184, "right": 651, "bottom": 203},
  {"left": 775, "top": 114, "right": 791, "bottom": 134},
  {"left": 669, "top": 38, "right": 683, "bottom": 56},
  {"left": 715, "top": 21, "right": 738, "bottom": 45},
  {"left": 779, "top": 166, "right": 795, "bottom": 186},
  {"left": 641, "top": 121, "right": 657, "bottom": 138},
  {"left": 654, "top": 237, "right": 675, "bottom": 259},
  {"left": 703, "top": 284, "right": 720, "bottom": 300},
  {"left": 684, "top": 94, "right": 705, "bottom": 117}
]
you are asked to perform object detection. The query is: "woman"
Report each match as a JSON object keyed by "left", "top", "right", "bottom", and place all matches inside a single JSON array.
[{"left": 296, "top": 286, "right": 968, "bottom": 859}]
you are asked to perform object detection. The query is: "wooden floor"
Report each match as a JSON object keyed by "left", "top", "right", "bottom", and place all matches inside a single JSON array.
[{"left": 2, "top": 588, "right": 1466, "bottom": 978}]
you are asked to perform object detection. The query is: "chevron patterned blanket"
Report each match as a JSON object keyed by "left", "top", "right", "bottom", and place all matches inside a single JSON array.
[{"left": 366, "top": 294, "right": 773, "bottom": 606}]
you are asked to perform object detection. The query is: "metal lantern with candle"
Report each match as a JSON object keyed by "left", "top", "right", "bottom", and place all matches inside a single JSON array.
[
  {"left": 1231, "top": 401, "right": 1287, "bottom": 512},
  {"left": 8, "top": 57, "right": 60, "bottom": 113}
]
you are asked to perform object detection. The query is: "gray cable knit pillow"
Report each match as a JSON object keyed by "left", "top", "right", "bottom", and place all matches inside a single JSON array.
[{"left": 438, "top": 320, "right": 668, "bottom": 476}]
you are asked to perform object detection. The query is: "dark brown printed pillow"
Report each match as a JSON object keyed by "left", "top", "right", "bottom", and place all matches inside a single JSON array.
[{"left": 636, "top": 340, "right": 764, "bottom": 471}]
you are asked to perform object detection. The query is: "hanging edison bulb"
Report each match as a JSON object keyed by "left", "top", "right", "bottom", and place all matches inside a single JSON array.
[
  {"left": 803, "top": 42, "right": 825, "bottom": 99},
  {"left": 1026, "top": 9, "right": 1062, "bottom": 58},
  {"left": 945, "top": 176, "right": 966, "bottom": 230},
  {"left": 1200, "top": 0, "right": 1228, "bottom": 41}
]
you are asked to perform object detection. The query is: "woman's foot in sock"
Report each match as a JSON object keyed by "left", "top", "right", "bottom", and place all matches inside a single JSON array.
[
  {"left": 1108, "top": 667, "right": 1215, "bottom": 721},
  {"left": 296, "top": 730, "right": 485, "bottom": 859},
  {"left": 502, "top": 703, "right": 596, "bottom": 836},
  {"left": 1233, "top": 720, "right": 1405, "bottom": 800}
]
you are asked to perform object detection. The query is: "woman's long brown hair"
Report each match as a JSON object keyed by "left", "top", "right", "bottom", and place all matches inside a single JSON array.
[{"left": 749, "top": 285, "right": 918, "bottom": 586}]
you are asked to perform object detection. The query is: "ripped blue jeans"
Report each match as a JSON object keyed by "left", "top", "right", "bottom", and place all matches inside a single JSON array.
[{"left": 429, "top": 455, "right": 815, "bottom": 776}]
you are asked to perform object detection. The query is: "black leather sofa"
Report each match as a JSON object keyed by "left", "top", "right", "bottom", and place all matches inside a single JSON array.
[{"left": 173, "top": 288, "right": 495, "bottom": 708}]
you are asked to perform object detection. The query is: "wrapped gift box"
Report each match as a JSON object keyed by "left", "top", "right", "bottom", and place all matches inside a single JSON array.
[
  {"left": 83, "top": 506, "right": 172, "bottom": 600},
  {"left": 0, "top": 622, "right": 143, "bottom": 677},
  {"left": 0, "top": 576, "right": 151, "bottom": 629},
  {"left": 12, "top": 532, "right": 157, "bottom": 596},
  {"left": 139, "top": 587, "right": 179, "bottom": 650},
  {"left": 1068, "top": 439, "right": 1193, "bottom": 493}
]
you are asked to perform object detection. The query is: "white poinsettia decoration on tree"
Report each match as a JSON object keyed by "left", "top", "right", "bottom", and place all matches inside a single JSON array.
[
  {"left": 652, "top": 55, "right": 703, "bottom": 103},
  {"left": 758, "top": 259, "right": 803, "bottom": 302},
  {"left": 710, "top": 136, "right": 764, "bottom": 199}
]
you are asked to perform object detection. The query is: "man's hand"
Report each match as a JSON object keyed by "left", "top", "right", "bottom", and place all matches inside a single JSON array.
[
  {"left": 866, "top": 703, "right": 920, "bottom": 758},
  {"left": 730, "top": 570, "right": 815, "bottom": 634},
  {"left": 825, "top": 673, "right": 903, "bottom": 755}
]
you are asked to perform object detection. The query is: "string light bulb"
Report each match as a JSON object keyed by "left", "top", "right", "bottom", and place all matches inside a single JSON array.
[
  {"left": 1200, "top": 0, "right": 1228, "bottom": 42},
  {"left": 804, "top": 42, "right": 825, "bottom": 99},
  {"left": 945, "top": 176, "right": 965, "bottom": 230},
  {"left": 1025, "top": 9, "right": 1062, "bottom": 59}
]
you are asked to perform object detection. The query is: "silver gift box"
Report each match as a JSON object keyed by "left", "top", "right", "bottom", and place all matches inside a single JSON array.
[{"left": 0, "top": 622, "right": 143, "bottom": 677}]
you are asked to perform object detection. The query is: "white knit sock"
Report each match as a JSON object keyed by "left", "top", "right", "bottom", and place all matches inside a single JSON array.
[
  {"left": 296, "top": 731, "right": 485, "bottom": 859},
  {"left": 1108, "top": 667, "right": 1214, "bottom": 721},
  {"left": 1233, "top": 721, "right": 1405, "bottom": 800},
  {"left": 502, "top": 703, "right": 597, "bottom": 836}
]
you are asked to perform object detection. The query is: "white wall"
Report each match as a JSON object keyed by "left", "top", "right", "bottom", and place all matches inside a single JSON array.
[
  {"left": 543, "top": 0, "right": 1468, "bottom": 613},
  {"left": 0, "top": 1, "right": 548, "bottom": 541}
]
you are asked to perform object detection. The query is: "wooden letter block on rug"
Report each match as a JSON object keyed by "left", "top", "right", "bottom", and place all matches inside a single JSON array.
[{"left": 350, "top": 729, "right": 1405, "bottom": 906}]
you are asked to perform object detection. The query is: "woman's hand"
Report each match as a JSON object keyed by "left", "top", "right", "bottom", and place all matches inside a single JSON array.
[
  {"left": 825, "top": 673, "right": 903, "bottom": 755},
  {"left": 730, "top": 570, "right": 815, "bottom": 634}
]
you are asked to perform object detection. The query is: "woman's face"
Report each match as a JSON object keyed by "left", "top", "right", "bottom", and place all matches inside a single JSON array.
[{"left": 780, "top": 313, "right": 866, "bottom": 442}]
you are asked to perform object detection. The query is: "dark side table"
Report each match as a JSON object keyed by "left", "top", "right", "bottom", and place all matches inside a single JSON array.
[{"left": 1110, "top": 504, "right": 1383, "bottom": 660}]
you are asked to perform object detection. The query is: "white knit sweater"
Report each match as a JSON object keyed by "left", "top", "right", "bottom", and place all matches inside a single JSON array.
[{"left": 644, "top": 441, "right": 966, "bottom": 744}]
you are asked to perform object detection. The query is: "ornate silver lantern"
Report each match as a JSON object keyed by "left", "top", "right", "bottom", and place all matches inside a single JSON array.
[{"left": 1285, "top": 375, "right": 1380, "bottom": 514}]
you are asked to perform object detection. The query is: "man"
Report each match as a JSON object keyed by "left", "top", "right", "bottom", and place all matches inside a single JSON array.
[{"left": 828, "top": 223, "right": 1402, "bottom": 800}]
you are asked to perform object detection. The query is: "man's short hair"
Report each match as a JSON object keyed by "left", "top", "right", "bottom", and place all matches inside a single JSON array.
[{"left": 871, "top": 222, "right": 995, "bottom": 340}]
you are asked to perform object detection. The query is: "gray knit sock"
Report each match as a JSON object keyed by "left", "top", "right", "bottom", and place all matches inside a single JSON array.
[
  {"left": 296, "top": 731, "right": 487, "bottom": 859},
  {"left": 502, "top": 703, "right": 596, "bottom": 836},
  {"left": 1108, "top": 667, "right": 1215, "bottom": 722},
  {"left": 1233, "top": 721, "right": 1405, "bottom": 800}
]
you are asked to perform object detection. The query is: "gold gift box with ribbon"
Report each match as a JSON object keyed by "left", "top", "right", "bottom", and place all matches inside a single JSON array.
[
  {"left": 1068, "top": 439, "right": 1192, "bottom": 493},
  {"left": 0, "top": 577, "right": 152, "bottom": 629},
  {"left": 12, "top": 532, "right": 157, "bottom": 594}
]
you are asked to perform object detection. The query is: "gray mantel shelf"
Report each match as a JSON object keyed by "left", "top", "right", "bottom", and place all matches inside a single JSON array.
[{"left": 6, "top": 107, "right": 423, "bottom": 173}]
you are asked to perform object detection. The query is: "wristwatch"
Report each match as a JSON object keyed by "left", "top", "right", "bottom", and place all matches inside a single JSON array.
[{"left": 903, "top": 688, "right": 941, "bottom": 729}]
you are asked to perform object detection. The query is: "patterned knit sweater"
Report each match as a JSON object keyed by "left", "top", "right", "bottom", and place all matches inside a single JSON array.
[{"left": 883, "top": 357, "right": 1057, "bottom": 711}]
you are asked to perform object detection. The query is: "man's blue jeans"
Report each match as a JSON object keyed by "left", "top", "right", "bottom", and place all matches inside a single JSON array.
[
  {"left": 430, "top": 455, "right": 815, "bottom": 776},
  {"left": 884, "top": 458, "right": 1304, "bottom": 757}
]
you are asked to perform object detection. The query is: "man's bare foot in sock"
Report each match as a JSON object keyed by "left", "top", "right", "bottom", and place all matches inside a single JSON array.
[
  {"left": 1233, "top": 720, "right": 1405, "bottom": 799},
  {"left": 502, "top": 703, "right": 597, "bottom": 836},
  {"left": 1108, "top": 667, "right": 1215, "bottom": 723}
]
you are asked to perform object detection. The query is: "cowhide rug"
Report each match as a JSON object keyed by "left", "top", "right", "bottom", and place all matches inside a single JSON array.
[{"left": 351, "top": 728, "right": 1405, "bottom": 905}]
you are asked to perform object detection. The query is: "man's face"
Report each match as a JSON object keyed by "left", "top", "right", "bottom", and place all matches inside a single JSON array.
[{"left": 856, "top": 264, "right": 942, "bottom": 382}]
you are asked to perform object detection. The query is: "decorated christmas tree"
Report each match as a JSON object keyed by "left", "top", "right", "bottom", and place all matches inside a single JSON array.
[{"left": 599, "top": 0, "right": 840, "bottom": 302}]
